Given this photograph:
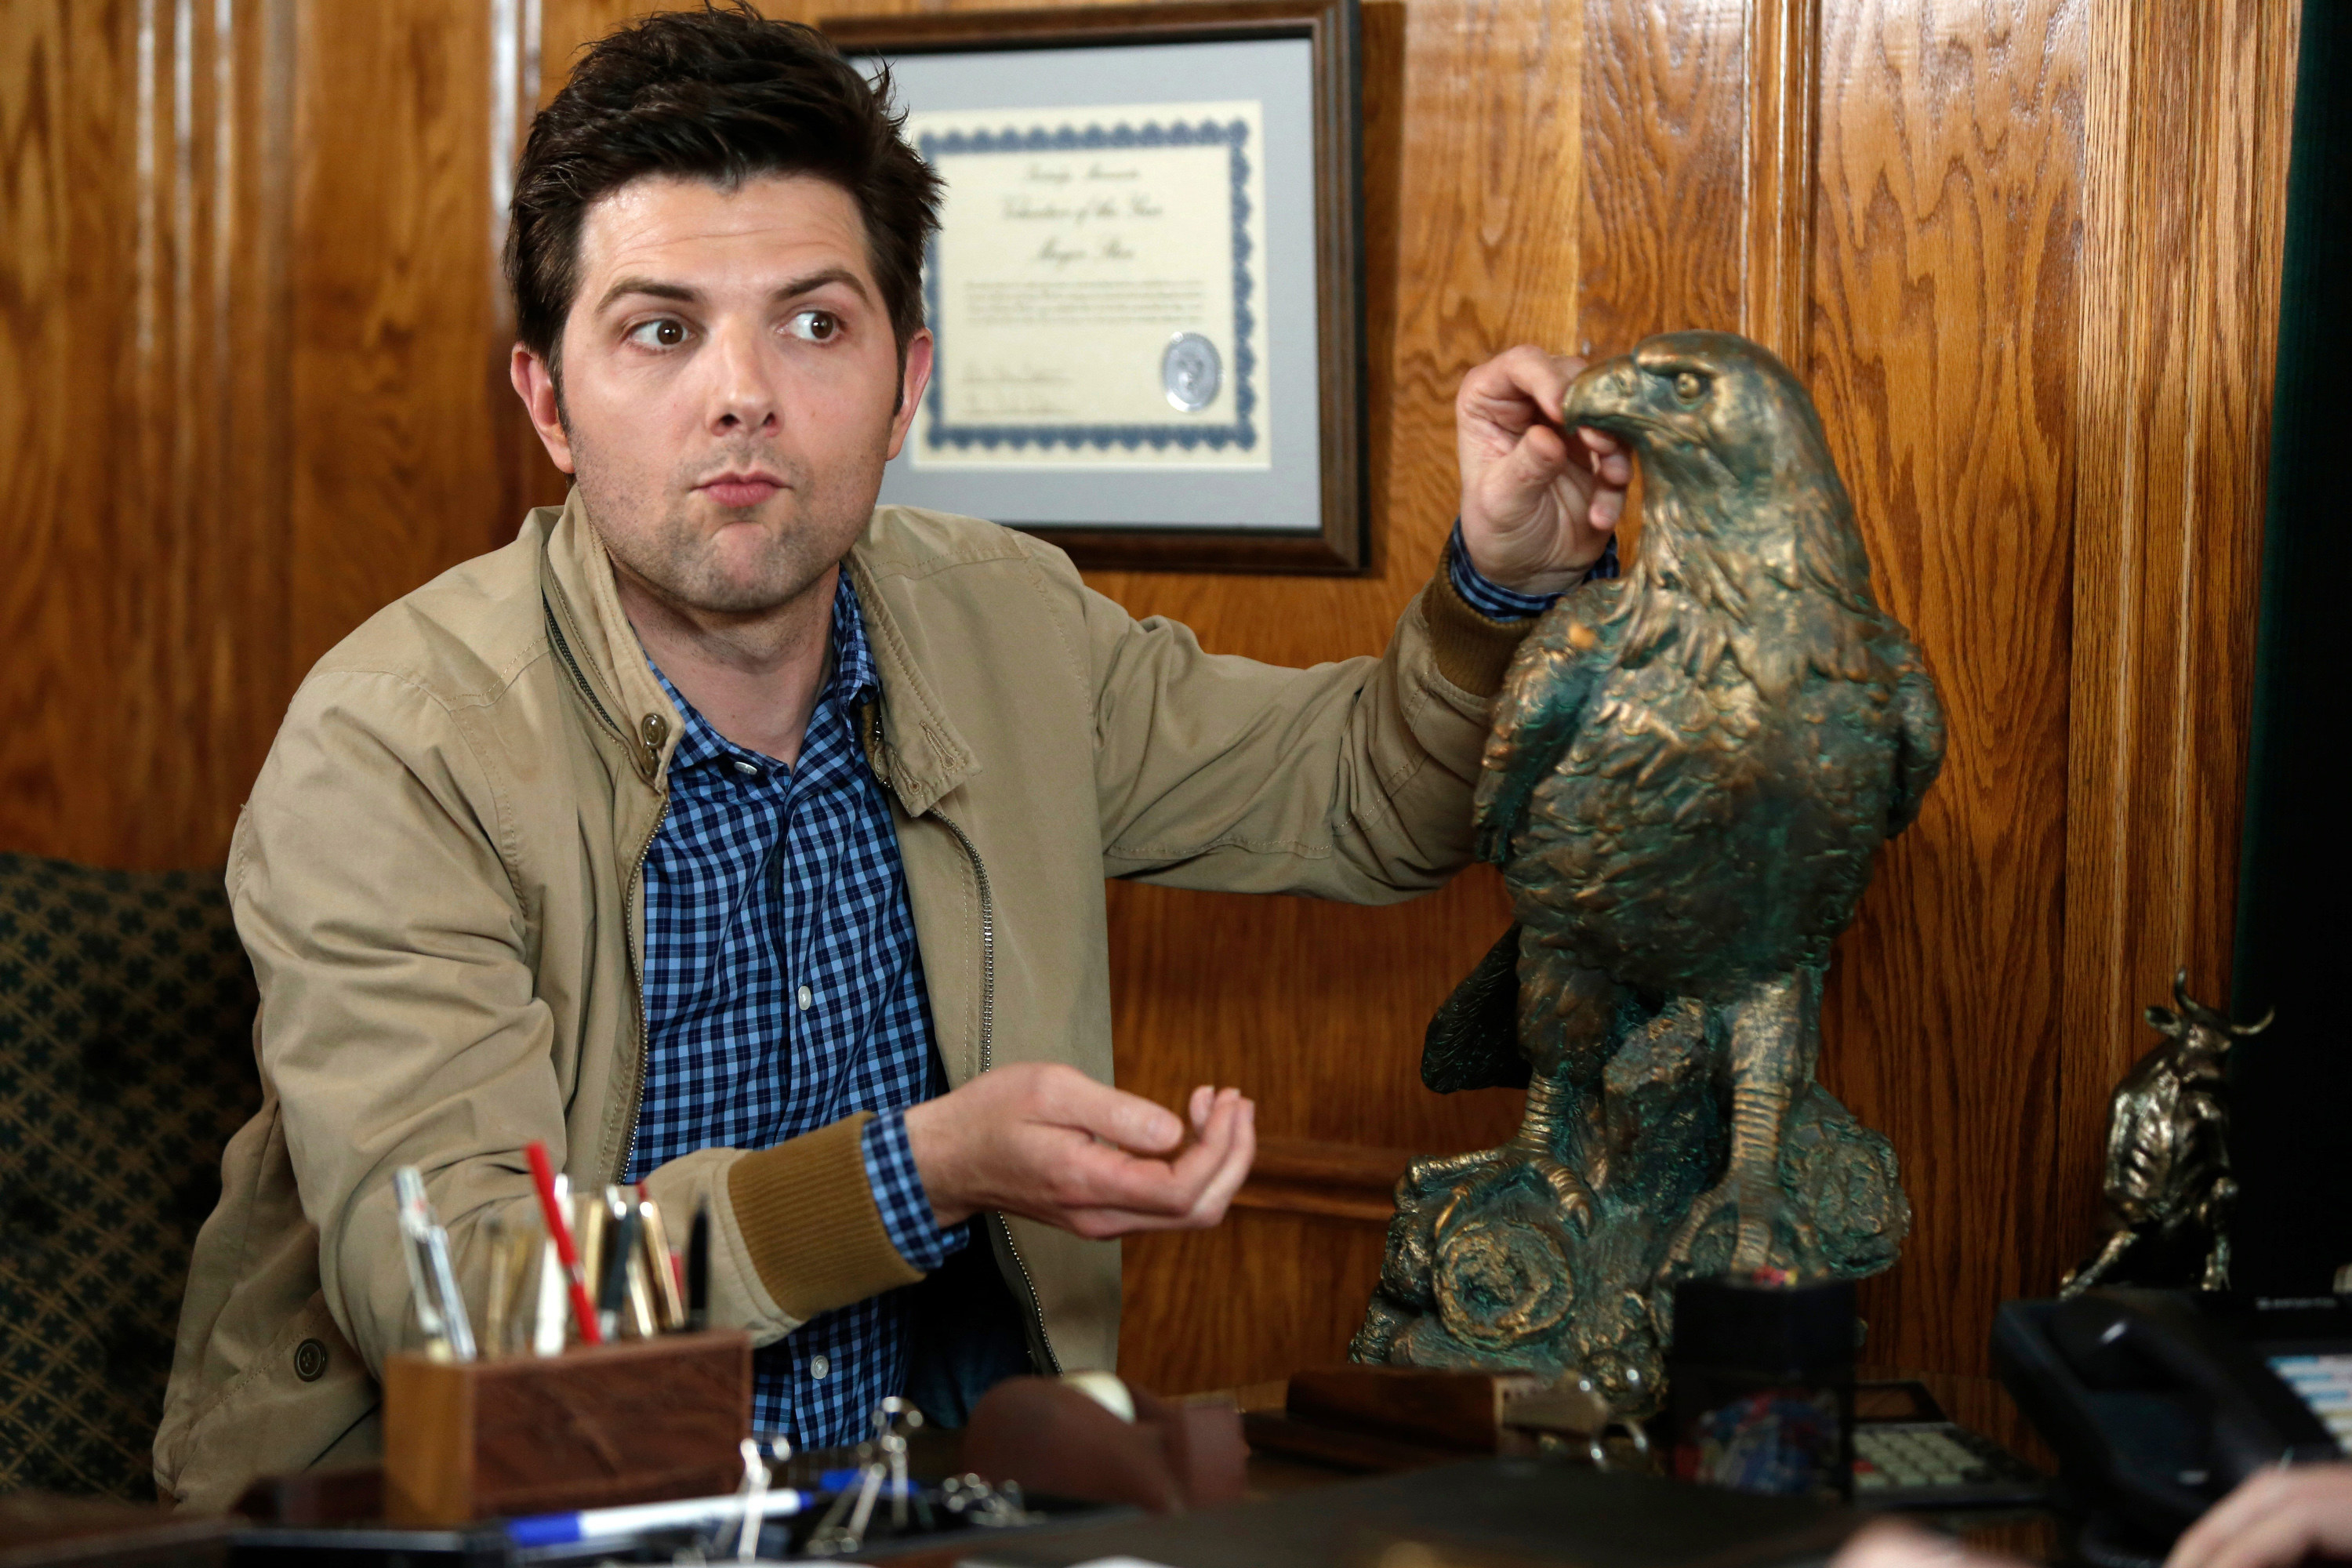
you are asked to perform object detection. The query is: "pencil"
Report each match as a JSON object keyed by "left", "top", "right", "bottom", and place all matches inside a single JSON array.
[{"left": 524, "top": 1140, "right": 603, "bottom": 1348}]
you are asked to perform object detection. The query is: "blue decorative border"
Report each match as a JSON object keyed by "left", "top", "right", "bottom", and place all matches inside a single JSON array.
[{"left": 917, "top": 118, "right": 1258, "bottom": 455}]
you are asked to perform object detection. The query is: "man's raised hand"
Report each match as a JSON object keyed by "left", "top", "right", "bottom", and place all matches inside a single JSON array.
[
  {"left": 902, "top": 1063, "right": 1256, "bottom": 1240},
  {"left": 1456, "top": 344, "right": 1633, "bottom": 597}
]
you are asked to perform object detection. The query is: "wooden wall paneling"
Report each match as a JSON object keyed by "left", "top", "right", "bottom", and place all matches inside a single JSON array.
[
  {"left": 284, "top": 0, "right": 534, "bottom": 674},
  {"left": 2058, "top": 0, "right": 2297, "bottom": 1256},
  {"left": 1109, "top": 0, "right": 1594, "bottom": 1396},
  {"left": 1740, "top": 0, "right": 1818, "bottom": 365},
  {"left": 1805, "top": 0, "right": 2082, "bottom": 1376},
  {"left": 1577, "top": 0, "right": 1745, "bottom": 354},
  {"left": 1, "top": 0, "right": 295, "bottom": 869}
]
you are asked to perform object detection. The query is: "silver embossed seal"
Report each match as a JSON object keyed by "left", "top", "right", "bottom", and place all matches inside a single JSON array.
[{"left": 1162, "top": 332, "right": 1221, "bottom": 412}]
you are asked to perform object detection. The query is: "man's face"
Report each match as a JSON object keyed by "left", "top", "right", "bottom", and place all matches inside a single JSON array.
[{"left": 514, "top": 172, "right": 931, "bottom": 618}]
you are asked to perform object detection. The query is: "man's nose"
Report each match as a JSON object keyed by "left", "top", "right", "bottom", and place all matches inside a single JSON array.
[{"left": 702, "top": 319, "right": 782, "bottom": 435}]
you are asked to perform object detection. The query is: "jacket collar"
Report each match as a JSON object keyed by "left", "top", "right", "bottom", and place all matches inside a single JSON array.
[{"left": 536, "top": 489, "right": 978, "bottom": 815}]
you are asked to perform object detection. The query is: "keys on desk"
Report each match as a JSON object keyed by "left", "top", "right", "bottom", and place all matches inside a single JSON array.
[
  {"left": 1853, "top": 1421, "right": 2047, "bottom": 1508},
  {"left": 2268, "top": 1353, "right": 2352, "bottom": 1452}
]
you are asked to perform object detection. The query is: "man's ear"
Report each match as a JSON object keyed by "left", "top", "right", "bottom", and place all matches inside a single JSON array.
[
  {"left": 510, "top": 344, "right": 576, "bottom": 474},
  {"left": 885, "top": 328, "right": 935, "bottom": 463}
]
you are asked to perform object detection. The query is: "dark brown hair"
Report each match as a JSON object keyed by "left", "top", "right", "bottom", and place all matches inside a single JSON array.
[{"left": 505, "top": 2, "right": 940, "bottom": 379}]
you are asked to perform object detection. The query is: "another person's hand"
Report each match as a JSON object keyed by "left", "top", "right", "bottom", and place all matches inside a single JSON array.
[
  {"left": 1456, "top": 344, "right": 1634, "bottom": 597},
  {"left": 903, "top": 1064, "right": 1256, "bottom": 1240},
  {"left": 2169, "top": 1464, "right": 2352, "bottom": 1568},
  {"left": 1830, "top": 1518, "right": 2017, "bottom": 1568}
]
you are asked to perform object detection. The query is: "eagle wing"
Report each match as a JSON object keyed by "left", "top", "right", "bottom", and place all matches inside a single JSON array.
[
  {"left": 1886, "top": 644, "right": 1946, "bottom": 837},
  {"left": 1421, "top": 922, "right": 1530, "bottom": 1093},
  {"left": 1472, "top": 599, "right": 1613, "bottom": 865}
]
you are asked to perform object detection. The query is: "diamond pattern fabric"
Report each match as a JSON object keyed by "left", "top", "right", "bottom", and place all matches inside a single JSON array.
[{"left": 0, "top": 854, "right": 260, "bottom": 1499}]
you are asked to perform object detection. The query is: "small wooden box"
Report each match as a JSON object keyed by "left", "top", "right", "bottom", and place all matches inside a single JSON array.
[{"left": 383, "top": 1330, "right": 751, "bottom": 1526}]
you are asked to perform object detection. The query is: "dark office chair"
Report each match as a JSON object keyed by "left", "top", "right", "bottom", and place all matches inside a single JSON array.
[{"left": 0, "top": 853, "right": 260, "bottom": 1500}]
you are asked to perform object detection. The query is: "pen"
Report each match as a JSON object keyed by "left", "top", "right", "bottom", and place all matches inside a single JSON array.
[
  {"left": 597, "top": 1196, "right": 638, "bottom": 1341},
  {"left": 393, "top": 1166, "right": 472, "bottom": 1360},
  {"left": 524, "top": 1140, "right": 602, "bottom": 1348},
  {"left": 640, "top": 1192, "right": 687, "bottom": 1331},
  {"left": 502, "top": 1486, "right": 809, "bottom": 1547},
  {"left": 686, "top": 1201, "right": 710, "bottom": 1332},
  {"left": 392, "top": 1167, "right": 448, "bottom": 1355}
]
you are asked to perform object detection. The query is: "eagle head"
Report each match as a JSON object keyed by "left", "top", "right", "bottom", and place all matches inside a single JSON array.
[{"left": 1563, "top": 330, "right": 1871, "bottom": 607}]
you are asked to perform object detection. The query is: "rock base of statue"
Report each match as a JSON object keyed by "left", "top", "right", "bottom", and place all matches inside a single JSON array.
[{"left": 1348, "top": 1020, "right": 1909, "bottom": 1415}]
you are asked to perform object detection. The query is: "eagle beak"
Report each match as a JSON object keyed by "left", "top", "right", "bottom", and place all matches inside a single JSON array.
[{"left": 1560, "top": 354, "right": 1646, "bottom": 437}]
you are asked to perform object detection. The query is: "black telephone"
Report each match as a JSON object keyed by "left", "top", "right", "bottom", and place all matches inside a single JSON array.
[{"left": 1995, "top": 1289, "right": 2350, "bottom": 1560}]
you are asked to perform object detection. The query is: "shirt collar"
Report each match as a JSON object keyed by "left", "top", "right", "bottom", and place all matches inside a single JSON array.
[{"left": 648, "top": 569, "right": 878, "bottom": 772}]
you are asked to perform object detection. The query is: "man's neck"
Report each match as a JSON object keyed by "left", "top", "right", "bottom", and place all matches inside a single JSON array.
[{"left": 613, "top": 561, "right": 839, "bottom": 768}]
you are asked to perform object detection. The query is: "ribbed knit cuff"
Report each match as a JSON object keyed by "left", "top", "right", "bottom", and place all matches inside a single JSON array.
[
  {"left": 726, "top": 1112, "right": 924, "bottom": 1322},
  {"left": 1422, "top": 562, "right": 1540, "bottom": 697}
]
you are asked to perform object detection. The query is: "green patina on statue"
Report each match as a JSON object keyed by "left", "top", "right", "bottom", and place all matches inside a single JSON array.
[{"left": 1352, "top": 332, "right": 1947, "bottom": 1410}]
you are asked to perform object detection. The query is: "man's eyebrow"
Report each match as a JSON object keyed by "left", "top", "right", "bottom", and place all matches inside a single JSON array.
[
  {"left": 591, "top": 267, "right": 875, "bottom": 316},
  {"left": 594, "top": 276, "right": 701, "bottom": 314},
  {"left": 771, "top": 267, "right": 873, "bottom": 305}
]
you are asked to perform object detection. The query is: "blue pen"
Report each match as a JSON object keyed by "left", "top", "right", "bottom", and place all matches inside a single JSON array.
[
  {"left": 504, "top": 1486, "right": 810, "bottom": 1546},
  {"left": 816, "top": 1467, "right": 917, "bottom": 1495}
]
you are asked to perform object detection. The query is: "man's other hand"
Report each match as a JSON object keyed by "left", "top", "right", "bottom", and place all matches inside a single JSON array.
[
  {"left": 1457, "top": 344, "right": 1633, "bottom": 597},
  {"left": 902, "top": 1064, "right": 1256, "bottom": 1240},
  {"left": 2169, "top": 1464, "right": 2352, "bottom": 1568}
]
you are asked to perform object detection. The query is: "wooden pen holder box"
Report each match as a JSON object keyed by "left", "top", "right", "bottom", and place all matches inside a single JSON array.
[{"left": 383, "top": 1330, "right": 752, "bottom": 1526}]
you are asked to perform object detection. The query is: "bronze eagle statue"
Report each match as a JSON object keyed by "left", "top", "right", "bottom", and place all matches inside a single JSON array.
[{"left": 1355, "top": 332, "right": 1945, "bottom": 1403}]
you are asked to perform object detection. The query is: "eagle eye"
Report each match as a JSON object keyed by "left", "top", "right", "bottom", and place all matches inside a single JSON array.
[{"left": 1672, "top": 370, "right": 1708, "bottom": 405}]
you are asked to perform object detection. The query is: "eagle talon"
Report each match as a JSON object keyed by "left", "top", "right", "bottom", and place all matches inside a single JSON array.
[
  {"left": 1660, "top": 1177, "right": 1820, "bottom": 1281},
  {"left": 1421, "top": 1145, "right": 1597, "bottom": 1236}
]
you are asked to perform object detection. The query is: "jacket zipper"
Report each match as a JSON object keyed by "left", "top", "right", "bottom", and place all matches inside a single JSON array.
[
  {"left": 546, "top": 598, "right": 669, "bottom": 1182},
  {"left": 864, "top": 706, "right": 1062, "bottom": 1375},
  {"left": 617, "top": 774, "right": 667, "bottom": 1183}
]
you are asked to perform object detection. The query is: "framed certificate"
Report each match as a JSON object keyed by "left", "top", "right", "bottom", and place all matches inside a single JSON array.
[{"left": 826, "top": 0, "right": 1367, "bottom": 573}]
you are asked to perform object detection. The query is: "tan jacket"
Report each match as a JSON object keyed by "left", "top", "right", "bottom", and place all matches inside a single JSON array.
[{"left": 154, "top": 495, "right": 1533, "bottom": 1511}]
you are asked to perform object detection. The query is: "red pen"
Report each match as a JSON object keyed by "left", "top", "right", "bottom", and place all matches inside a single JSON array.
[{"left": 525, "top": 1140, "right": 603, "bottom": 1348}]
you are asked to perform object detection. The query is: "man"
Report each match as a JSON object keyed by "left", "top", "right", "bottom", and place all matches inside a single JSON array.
[{"left": 154, "top": 3, "right": 1629, "bottom": 1509}]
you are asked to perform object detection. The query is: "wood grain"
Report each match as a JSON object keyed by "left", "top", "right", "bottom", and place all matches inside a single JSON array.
[
  {"left": 285, "top": 0, "right": 532, "bottom": 675},
  {"left": 2059, "top": 0, "right": 2298, "bottom": 1287},
  {"left": 1577, "top": 0, "right": 1745, "bottom": 354},
  {"left": 1802, "top": 0, "right": 2084, "bottom": 1378},
  {"left": 0, "top": 0, "right": 295, "bottom": 869}
]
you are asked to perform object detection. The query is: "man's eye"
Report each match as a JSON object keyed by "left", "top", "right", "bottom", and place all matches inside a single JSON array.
[
  {"left": 627, "top": 318, "right": 689, "bottom": 349},
  {"left": 789, "top": 310, "right": 840, "bottom": 343}
]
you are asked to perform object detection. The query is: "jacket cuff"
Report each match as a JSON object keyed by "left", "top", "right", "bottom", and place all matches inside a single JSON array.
[
  {"left": 727, "top": 1112, "right": 923, "bottom": 1321},
  {"left": 1421, "top": 560, "right": 1539, "bottom": 697}
]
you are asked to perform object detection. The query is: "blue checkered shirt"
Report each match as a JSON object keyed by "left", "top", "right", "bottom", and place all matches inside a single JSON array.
[
  {"left": 616, "top": 535, "right": 1568, "bottom": 1446},
  {"left": 622, "top": 571, "right": 964, "bottom": 1449},
  {"left": 1446, "top": 521, "right": 1619, "bottom": 618}
]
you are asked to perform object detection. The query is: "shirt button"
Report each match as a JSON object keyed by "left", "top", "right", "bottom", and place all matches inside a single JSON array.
[
  {"left": 809, "top": 1354, "right": 830, "bottom": 1379},
  {"left": 797, "top": 984, "right": 812, "bottom": 1011},
  {"left": 732, "top": 759, "right": 759, "bottom": 777}
]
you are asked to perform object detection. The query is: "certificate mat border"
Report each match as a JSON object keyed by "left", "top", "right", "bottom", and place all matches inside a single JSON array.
[
  {"left": 917, "top": 116, "right": 1261, "bottom": 456},
  {"left": 827, "top": 0, "right": 1366, "bottom": 575}
]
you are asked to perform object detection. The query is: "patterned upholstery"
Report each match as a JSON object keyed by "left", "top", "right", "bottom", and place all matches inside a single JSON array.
[{"left": 0, "top": 854, "right": 260, "bottom": 1499}]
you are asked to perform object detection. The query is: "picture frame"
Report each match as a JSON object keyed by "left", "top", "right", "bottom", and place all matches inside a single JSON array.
[{"left": 825, "top": 0, "right": 1367, "bottom": 573}]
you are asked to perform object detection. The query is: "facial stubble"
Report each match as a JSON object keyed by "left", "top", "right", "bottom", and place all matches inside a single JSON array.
[{"left": 568, "top": 419, "right": 888, "bottom": 622}]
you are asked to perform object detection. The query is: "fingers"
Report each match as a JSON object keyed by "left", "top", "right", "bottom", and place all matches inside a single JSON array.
[
  {"left": 1066, "top": 1098, "right": 1257, "bottom": 1238},
  {"left": 1458, "top": 344, "right": 1581, "bottom": 437},
  {"left": 2170, "top": 1466, "right": 2352, "bottom": 1568},
  {"left": 1831, "top": 1521, "right": 1986, "bottom": 1568},
  {"left": 1047, "top": 1091, "right": 1257, "bottom": 1235},
  {"left": 1040, "top": 1067, "right": 1185, "bottom": 1154}
]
